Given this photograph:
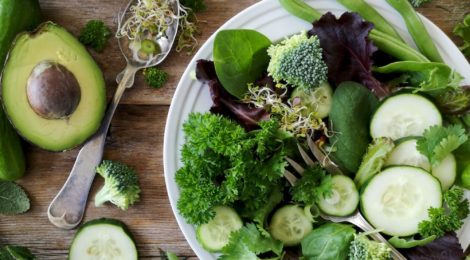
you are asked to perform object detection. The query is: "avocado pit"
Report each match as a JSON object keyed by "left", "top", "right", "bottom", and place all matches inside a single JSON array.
[{"left": 27, "top": 61, "right": 81, "bottom": 119}]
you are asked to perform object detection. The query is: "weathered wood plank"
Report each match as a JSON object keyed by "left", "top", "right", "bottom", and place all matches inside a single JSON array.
[{"left": 0, "top": 105, "right": 196, "bottom": 258}]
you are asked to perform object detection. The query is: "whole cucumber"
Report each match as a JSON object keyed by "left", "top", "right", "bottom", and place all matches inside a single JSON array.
[{"left": 0, "top": 0, "right": 42, "bottom": 180}]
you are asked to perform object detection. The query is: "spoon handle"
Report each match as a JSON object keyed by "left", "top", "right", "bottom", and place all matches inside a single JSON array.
[
  {"left": 350, "top": 212, "right": 407, "bottom": 260},
  {"left": 47, "top": 65, "right": 138, "bottom": 229}
]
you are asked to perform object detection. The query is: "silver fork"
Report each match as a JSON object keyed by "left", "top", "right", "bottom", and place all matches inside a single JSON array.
[
  {"left": 320, "top": 210, "right": 406, "bottom": 260},
  {"left": 286, "top": 136, "right": 407, "bottom": 260}
]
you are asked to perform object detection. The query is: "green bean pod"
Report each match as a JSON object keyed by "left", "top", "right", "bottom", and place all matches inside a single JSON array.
[
  {"left": 279, "top": 0, "right": 321, "bottom": 23},
  {"left": 278, "top": 0, "right": 429, "bottom": 62},
  {"left": 385, "top": 0, "right": 443, "bottom": 62},
  {"left": 337, "top": 0, "right": 405, "bottom": 44}
]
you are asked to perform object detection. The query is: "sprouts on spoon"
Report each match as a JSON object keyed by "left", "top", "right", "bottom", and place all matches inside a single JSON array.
[{"left": 116, "top": 0, "right": 199, "bottom": 64}]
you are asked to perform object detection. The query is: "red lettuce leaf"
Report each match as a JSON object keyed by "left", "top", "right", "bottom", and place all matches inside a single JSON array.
[
  {"left": 401, "top": 232, "right": 465, "bottom": 260},
  {"left": 195, "top": 60, "right": 269, "bottom": 131},
  {"left": 308, "top": 12, "right": 389, "bottom": 98}
]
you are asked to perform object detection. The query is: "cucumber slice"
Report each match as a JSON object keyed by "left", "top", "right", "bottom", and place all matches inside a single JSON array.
[
  {"left": 385, "top": 139, "right": 431, "bottom": 171},
  {"left": 431, "top": 153, "right": 456, "bottom": 191},
  {"left": 269, "top": 205, "right": 312, "bottom": 246},
  {"left": 370, "top": 94, "right": 442, "bottom": 140},
  {"left": 290, "top": 82, "right": 333, "bottom": 118},
  {"left": 385, "top": 139, "right": 457, "bottom": 190},
  {"left": 318, "top": 175, "right": 359, "bottom": 216},
  {"left": 361, "top": 166, "right": 442, "bottom": 236},
  {"left": 69, "top": 218, "right": 137, "bottom": 260},
  {"left": 196, "top": 206, "right": 242, "bottom": 252}
]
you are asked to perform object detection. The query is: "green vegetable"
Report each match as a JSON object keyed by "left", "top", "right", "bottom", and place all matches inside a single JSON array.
[
  {"left": 461, "top": 164, "right": 470, "bottom": 189},
  {"left": 385, "top": 0, "right": 443, "bottom": 62},
  {"left": 0, "top": 245, "right": 36, "bottom": 260},
  {"left": 267, "top": 31, "right": 328, "bottom": 90},
  {"left": 388, "top": 235, "right": 436, "bottom": 248},
  {"left": 374, "top": 61, "right": 463, "bottom": 94},
  {"left": 329, "top": 82, "right": 379, "bottom": 173},
  {"left": 143, "top": 67, "right": 169, "bottom": 88},
  {"left": 176, "top": 113, "right": 289, "bottom": 225},
  {"left": 94, "top": 160, "right": 141, "bottom": 210},
  {"left": 418, "top": 186, "right": 470, "bottom": 237},
  {"left": 69, "top": 218, "right": 137, "bottom": 260},
  {"left": 416, "top": 125, "right": 468, "bottom": 167},
  {"left": 291, "top": 164, "right": 332, "bottom": 206},
  {"left": 408, "top": 0, "right": 432, "bottom": 7},
  {"left": 290, "top": 82, "right": 333, "bottom": 119},
  {"left": 252, "top": 188, "right": 283, "bottom": 237},
  {"left": 279, "top": 0, "right": 429, "bottom": 62},
  {"left": 337, "top": 0, "right": 405, "bottom": 43},
  {"left": 301, "top": 223, "right": 355, "bottom": 260},
  {"left": 213, "top": 29, "right": 271, "bottom": 98},
  {"left": 78, "top": 20, "right": 111, "bottom": 52},
  {"left": 0, "top": 109, "right": 25, "bottom": 181},
  {"left": 453, "top": 13, "right": 470, "bottom": 57},
  {"left": 0, "top": 181, "right": 30, "bottom": 215},
  {"left": 220, "top": 223, "right": 283, "bottom": 260},
  {"left": 354, "top": 138, "right": 395, "bottom": 188},
  {"left": 348, "top": 232, "right": 392, "bottom": 260}
]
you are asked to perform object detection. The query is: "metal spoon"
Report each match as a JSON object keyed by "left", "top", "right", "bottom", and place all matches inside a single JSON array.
[{"left": 47, "top": 0, "right": 180, "bottom": 229}]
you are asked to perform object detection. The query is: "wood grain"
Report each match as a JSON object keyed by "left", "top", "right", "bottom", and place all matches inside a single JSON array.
[{"left": 0, "top": 0, "right": 468, "bottom": 259}]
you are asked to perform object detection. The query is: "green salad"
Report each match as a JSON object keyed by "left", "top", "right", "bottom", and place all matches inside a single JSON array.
[{"left": 175, "top": 0, "right": 470, "bottom": 259}]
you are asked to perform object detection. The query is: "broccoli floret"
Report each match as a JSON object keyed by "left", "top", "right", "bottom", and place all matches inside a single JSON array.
[
  {"left": 94, "top": 160, "right": 141, "bottom": 210},
  {"left": 143, "top": 67, "right": 169, "bottom": 88},
  {"left": 408, "top": 0, "right": 432, "bottom": 8},
  {"left": 267, "top": 31, "right": 328, "bottom": 90},
  {"left": 79, "top": 20, "right": 111, "bottom": 52},
  {"left": 349, "top": 233, "right": 392, "bottom": 260}
]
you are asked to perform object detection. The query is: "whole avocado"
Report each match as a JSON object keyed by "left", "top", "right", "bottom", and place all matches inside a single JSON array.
[{"left": 0, "top": 0, "right": 42, "bottom": 180}]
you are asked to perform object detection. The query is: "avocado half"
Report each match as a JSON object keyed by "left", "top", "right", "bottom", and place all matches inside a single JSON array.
[{"left": 1, "top": 22, "right": 106, "bottom": 151}]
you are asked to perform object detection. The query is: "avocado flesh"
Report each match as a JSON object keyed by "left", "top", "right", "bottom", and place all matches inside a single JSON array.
[{"left": 1, "top": 22, "right": 106, "bottom": 151}]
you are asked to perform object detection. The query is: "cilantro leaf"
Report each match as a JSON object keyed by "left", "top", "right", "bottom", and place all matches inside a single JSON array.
[
  {"left": 416, "top": 125, "right": 468, "bottom": 166},
  {"left": 418, "top": 186, "right": 470, "bottom": 237},
  {"left": 291, "top": 164, "right": 332, "bottom": 206},
  {"left": 220, "top": 223, "right": 283, "bottom": 260},
  {"left": 0, "top": 181, "right": 30, "bottom": 215}
]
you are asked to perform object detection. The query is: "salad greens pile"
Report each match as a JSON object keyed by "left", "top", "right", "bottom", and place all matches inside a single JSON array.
[{"left": 175, "top": 0, "right": 470, "bottom": 259}]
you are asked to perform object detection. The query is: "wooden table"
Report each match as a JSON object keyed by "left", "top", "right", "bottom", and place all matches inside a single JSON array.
[{"left": 0, "top": 0, "right": 468, "bottom": 259}]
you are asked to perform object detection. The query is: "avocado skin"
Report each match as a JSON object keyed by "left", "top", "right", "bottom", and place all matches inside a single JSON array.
[{"left": 0, "top": 0, "right": 41, "bottom": 180}]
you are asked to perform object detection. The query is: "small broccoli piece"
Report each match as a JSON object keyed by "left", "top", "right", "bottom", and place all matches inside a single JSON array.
[
  {"left": 349, "top": 232, "right": 392, "bottom": 260},
  {"left": 408, "top": 0, "right": 433, "bottom": 7},
  {"left": 267, "top": 31, "right": 328, "bottom": 90},
  {"left": 79, "top": 20, "right": 111, "bottom": 52},
  {"left": 143, "top": 67, "right": 169, "bottom": 88},
  {"left": 94, "top": 160, "right": 141, "bottom": 210}
]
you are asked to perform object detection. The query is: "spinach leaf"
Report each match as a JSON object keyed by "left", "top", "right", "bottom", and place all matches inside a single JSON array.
[
  {"left": 213, "top": 29, "right": 271, "bottom": 99},
  {"left": 329, "top": 82, "right": 379, "bottom": 173},
  {"left": 301, "top": 223, "right": 355, "bottom": 260}
]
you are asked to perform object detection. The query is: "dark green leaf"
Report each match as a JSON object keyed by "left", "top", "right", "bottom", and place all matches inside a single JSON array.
[
  {"left": 0, "top": 181, "right": 30, "bottom": 215},
  {"left": 213, "top": 30, "right": 271, "bottom": 98},
  {"left": 454, "top": 14, "right": 470, "bottom": 57},
  {"left": 329, "top": 82, "right": 379, "bottom": 173},
  {"left": 0, "top": 245, "right": 36, "bottom": 260},
  {"left": 301, "top": 223, "right": 355, "bottom": 260}
]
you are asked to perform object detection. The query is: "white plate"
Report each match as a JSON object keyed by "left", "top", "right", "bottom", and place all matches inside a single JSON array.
[{"left": 164, "top": 0, "right": 470, "bottom": 258}]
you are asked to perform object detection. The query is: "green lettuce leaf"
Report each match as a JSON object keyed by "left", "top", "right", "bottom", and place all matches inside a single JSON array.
[{"left": 0, "top": 181, "right": 30, "bottom": 215}]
